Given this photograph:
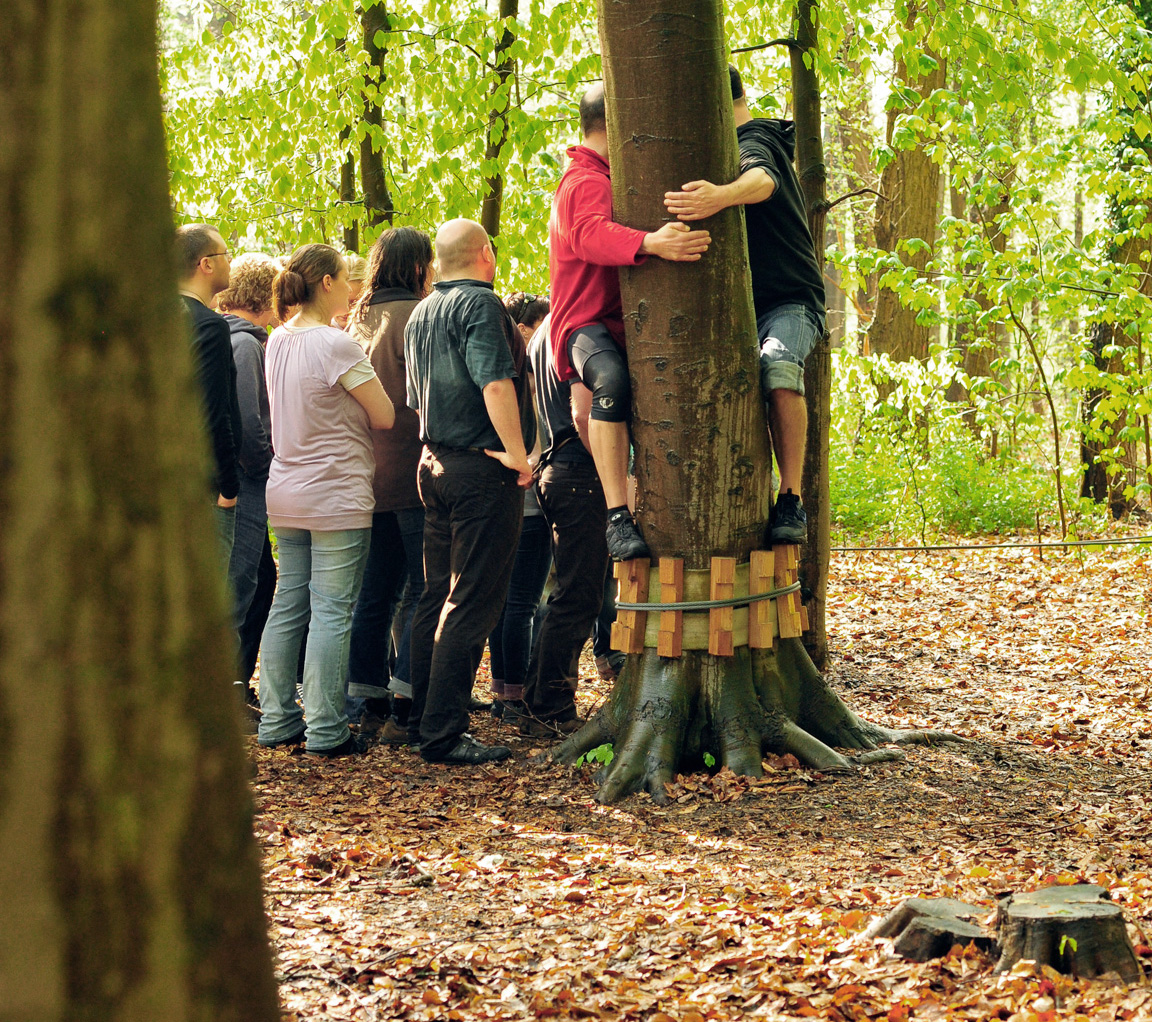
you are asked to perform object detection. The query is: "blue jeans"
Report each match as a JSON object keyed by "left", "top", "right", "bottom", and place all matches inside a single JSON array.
[
  {"left": 758, "top": 303, "right": 823, "bottom": 396},
  {"left": 257, "top": 527, "right": 370, "bottom": 751},
  {"left": 489, "top": 514, "right": 553, "bottom": 696},
  {"left": 347, "top": 507, "right": 426, "bottom": 708},
  {"left": 214, "top": 503, "right": 236, "bottom": 572}
]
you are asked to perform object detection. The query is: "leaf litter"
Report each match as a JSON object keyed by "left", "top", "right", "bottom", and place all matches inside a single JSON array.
[{"left": 254, "top": 541, "right": 1152, "bottom": 1020}]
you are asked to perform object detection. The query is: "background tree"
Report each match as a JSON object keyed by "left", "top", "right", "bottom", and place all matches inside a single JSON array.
[{"left": 0, "top": 0, "right": 280, "bottom": 1017}]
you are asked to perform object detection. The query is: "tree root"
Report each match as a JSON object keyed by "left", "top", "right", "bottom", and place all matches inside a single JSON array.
[{"left": 539, "top": 637, "right": 968, "bottom": 803}]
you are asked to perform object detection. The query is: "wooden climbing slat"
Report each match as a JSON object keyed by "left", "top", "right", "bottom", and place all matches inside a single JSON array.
[
  {"left": 611, "top": 558, "right": 650, "bottom": 654},
  {"left": 747, "top": 549, "right": 776, "bottom": 649},
  {"left": 657, "top": 558, "right": 684, "bottom": 657},
  {"left": 708, "top": 556, "right": 736, "bottom": 656},
  {"left": 773, "top": 544, "right": 804, "bottom": 638}
]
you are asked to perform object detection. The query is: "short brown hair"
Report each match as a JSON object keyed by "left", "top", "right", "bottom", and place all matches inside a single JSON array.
[
  {"left": 273, "top": 244, "right": 345, "bottom": 322},
  {"left": 216, "top": 253, "right": 277, "bottom": 315},
  {"left": 175, "top": 223, "right": 221, "bottom": 277}
]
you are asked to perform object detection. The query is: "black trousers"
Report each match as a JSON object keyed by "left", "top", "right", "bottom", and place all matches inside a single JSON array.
[
  {"left": 523, "top": 457, "right": 609, "bottom": 721},
  {"left": 408, "top": 447, "right": 523, "bottom": 759}
]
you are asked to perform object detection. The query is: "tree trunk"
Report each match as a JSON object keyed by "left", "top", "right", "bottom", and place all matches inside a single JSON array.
[
  {"left": 340, "top": 132, "right": 360, "bottom": 253},
  {"left": 360, "top": 0, "right": 394, "bottom": 232},
  {"left": 0, "top": 1, "right": 280, "bottom": 1018},
  {"left": 792, "top": 0, "right": 831, "bottom": 671},
  {"left": 545, "top": 0, "right": 956, "bottom": 804},
  {"left": 480, "top": 0, "right": 518, "bottom": 241},
  {"left": 870, "top": 16, "right": 945, "bottom": 363}
]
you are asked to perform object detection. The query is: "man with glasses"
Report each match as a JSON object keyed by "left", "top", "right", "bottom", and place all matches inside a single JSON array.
[{"left": 176, "top": 223, "right": 243, "bottom": 563}]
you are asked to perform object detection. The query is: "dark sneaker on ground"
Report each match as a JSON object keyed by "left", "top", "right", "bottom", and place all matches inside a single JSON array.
[
  {"left": 259, "top": 728, "right": 305, "bottom": 749},
  {"left": 377, "top": 718, "right": 410, "bottom": 745},
  {"left": 306, "top": 733, "right": 369, "bottom": 758},
  {"left": 768, "top": 491, "right": 807, "bottom": 545},
  {"left": 519, "top": 716, "right": 582, "bottom": 738},
  {"left": 501, "top": 700, "right": 529, "bottom": 729},
  {"left": 606, "top": 510, "right": 651, "bottom": 562},
  {"left": 594, "top": 652, "right": 626, "bottom": 682},
  {"left": 469, "top": 694, "right": 494, "bottom": 712},
  {"left": 491, "top": 699, "right": 505, "bottom": 719},
  {"left": 430, "top": 734, "right": 512, "bottom": 765}
]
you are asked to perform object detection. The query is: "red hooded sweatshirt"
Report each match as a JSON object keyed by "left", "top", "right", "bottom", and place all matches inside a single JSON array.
[{"left": 548, "top": 145, "right": 647, "bottom": 381}]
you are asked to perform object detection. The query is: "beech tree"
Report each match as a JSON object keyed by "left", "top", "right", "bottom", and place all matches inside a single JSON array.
[
  {"left": 0, "top": 0, "right": 280, "bottom": 1017},
  {"left": 546, "top": 0, "right": 952, "bottom": 803}
]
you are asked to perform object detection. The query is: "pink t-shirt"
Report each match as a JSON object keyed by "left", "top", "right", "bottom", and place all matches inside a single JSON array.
[{"left": 265, "top": 324, "right": 376, "bottom": 531}]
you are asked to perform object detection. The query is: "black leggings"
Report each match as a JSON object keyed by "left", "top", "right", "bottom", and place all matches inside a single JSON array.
[{"left": 568, "top": 325, "right": 631, "bottom": 423}]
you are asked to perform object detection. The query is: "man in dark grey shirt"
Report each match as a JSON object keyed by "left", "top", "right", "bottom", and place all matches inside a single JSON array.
[
  {"left": 403, "top": 218, "right": 532, "bottom": 765},
  {"left": 513, "top": 315, "right": 610, "bottom": 736}
]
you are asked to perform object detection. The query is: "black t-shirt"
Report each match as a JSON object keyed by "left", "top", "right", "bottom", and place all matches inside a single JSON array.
[
  {"left": 529, "top": 315, "right": 592, "bottom": 467},
  {"left": 738, "top": 118, "right": 826, "bottom": 325}
]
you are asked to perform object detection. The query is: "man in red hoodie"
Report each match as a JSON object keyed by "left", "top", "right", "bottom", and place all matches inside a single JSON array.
[{"left": 549, "top": 83, "right": 711, "bottom": 561}]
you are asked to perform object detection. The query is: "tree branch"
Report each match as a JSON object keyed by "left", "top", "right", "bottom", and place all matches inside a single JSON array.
[
  {"left": 731, "top": 37, "right": 803, "bottom": 54},
  {"left": 823, "top": 186, "right": 886, "bottom": 212}
]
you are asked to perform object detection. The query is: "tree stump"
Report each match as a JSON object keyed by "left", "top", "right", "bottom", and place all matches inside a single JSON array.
[
  {"left": 864, "top": 897, "right": 995, "bottom": 962},
  {"left": 994, "top": 885, "right": 1142, "bottom": 983}
]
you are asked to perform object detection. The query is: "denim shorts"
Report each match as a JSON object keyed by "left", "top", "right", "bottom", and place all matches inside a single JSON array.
[{"left": 758, "top": 303, "right": 823, "bottom": 396}]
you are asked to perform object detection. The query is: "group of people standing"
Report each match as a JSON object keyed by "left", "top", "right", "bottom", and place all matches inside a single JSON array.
[{"left": 177, "top": 64, "right": 825, "bottom": 766}]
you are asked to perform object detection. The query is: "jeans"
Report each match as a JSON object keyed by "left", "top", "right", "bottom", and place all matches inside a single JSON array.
[
  {"left": 347, "top": 507, "right": 426, "bottom": 708},
  {"left": 257, "top": 526, "right": 370, "bottom": 752},
  {"left": 229, "top": 473, "right": 270, "bottom": 685},
  {"left": 523, "top": 458, "right": 609, "bottom": 721},
  {"left": 214, "top": 503, "right": 236, "bottom": 572},
  {"left": 237, "top": 532, "right": 276, "bottom": 684},
  {"left": 758, "top": 303, "right": 823, "bottom": 396},
  {"left": 489, "top": 514, "right": 553, "bottom": 698},
  {"left": 408, "top": 447, "right": 523, "bottom": 759}
]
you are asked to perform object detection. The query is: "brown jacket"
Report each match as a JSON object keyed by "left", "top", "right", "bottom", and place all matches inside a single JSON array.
[{"left": 349, "top": 288, "right": 424, "bottom": 511}]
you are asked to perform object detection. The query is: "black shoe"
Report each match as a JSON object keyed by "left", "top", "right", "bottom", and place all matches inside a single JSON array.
[
  {"left": 259, "top": 728, "right": 305, "bottom": 749},
  {"left": 501, "top": 699, "right": 529, "bottom": 728},
  {"left": 428, "top": 733, "right": 512, "bottom": 765},
  {"left": 306, "top": 733, "right": 369, "bottom": 758},
  {"left": 768, "top": 491, "right": 807, "bottom": 545},
  {"left": 469, "top": 695, "right": 494, "bottom": 712},
  {"left": 520, "top": 715, "right": 582, "bottom": 738},
  {"left": 606, "top": 510, "right": 651, "bottom": 562}
]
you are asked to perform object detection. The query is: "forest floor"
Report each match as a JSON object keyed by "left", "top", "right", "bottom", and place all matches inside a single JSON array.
[{"left": 252, "top": 533, "right": 1152, "bottom": 1021}]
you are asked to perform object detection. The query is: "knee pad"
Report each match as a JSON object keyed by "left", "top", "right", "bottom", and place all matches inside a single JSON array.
[{"left": 581, "top": 351, "right": 631, "bottom": 422}]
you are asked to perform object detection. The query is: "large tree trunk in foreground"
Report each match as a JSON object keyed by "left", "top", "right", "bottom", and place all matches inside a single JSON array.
[
  {"left": 546, "top": 0, "right": 956, "bottom": 804},
  {"left": 0, "top": 1, "right": 280, "bottom": 1017}
]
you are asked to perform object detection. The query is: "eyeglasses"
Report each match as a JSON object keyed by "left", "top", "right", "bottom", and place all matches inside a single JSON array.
[{"left": 203, "top": 250, "right": 230, "bottom": 260}]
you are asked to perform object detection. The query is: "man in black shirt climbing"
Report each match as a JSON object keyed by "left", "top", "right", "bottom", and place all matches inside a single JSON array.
[{"left": 664, "top": 64, "right": 825, "bottom": 545}]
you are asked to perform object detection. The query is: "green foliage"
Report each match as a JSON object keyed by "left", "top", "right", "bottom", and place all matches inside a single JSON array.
[
  {"left": 703, "top": 752, "right": 717, "bottom": 768},
  {"left": 575, "top": 744, "right": 614, "bottom": 768},
  {"left": 1059, "top": 934, "right": 1079, "bottom": 955}
]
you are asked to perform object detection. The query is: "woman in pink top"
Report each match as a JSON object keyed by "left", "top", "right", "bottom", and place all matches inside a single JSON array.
[{"left": 257, "top": 244, "right": 394, "bottom": 758}]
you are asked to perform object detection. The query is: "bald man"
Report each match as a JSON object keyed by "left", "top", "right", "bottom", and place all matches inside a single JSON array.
[{"left": 403, "top": 219, "right": 533, "bottom": 765}]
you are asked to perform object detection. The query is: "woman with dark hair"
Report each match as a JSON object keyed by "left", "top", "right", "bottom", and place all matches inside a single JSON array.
[
  {"left": 488, "top": 291, "right": 552, "bottom": 718},
  {"left": 257, "top": 244, "right": 395, "bottom": 758},
  {"left": 345, "top": 227, "right": 436, "bottom": 743}
]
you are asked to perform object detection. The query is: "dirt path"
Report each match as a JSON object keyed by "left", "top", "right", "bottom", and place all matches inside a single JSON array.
[{"left": 255, "top": 543, "right": 1152, "bottom": 1020}]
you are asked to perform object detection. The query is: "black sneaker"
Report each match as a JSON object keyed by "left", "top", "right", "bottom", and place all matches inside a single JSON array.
[
  {"left": 768, "top": 490, "right": 807, "bottom": 545},
  {"left": 469, "top": 694, "right": 494, "bottom": 712},
  {"left": 606, "top": 510, "right": 651, "bottom": 562},
  {"left": 428, "top": 733, "right": 512, "bottom": 765},
  {"left": 259, "top": 727, "right": 305, "bottom": 749},
  {"left": 306, "top": 733, "right": 369, "bottom": 758}
]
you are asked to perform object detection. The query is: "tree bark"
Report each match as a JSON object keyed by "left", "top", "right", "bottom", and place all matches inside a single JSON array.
[
  {"left": 340, "top": 131, "right": 360, "bottom": 253},
  {"left": 0, "top": 1, "right": 280, "bottom": 1018},
  {"left": 792, "top": 0, "right": 831, "bottom": 670},
  {"left": 870, "top": 13, "right": 945, "bottom": 363},
  {"left": 480, "top": 0, "right": 518, "bottom": 241},
  {"left": 543, "top": 0, "right": 958, "bottom": 804},
  {"left": 360, "top": 0, "right": 394, "bottom": 232}
]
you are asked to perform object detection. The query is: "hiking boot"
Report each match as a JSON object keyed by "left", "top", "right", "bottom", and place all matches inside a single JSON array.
[
  {"left": 469, "top": 694, "right": 494, "bottom": 712},
  {"left": 594, "top": 652, "right": 626, "bottom": 683},
  {"left": 491, "top": 699, "right": 505, "bottom": 719},
  {"left": 377, "top": 718, "right": 410, "bottom": 746},
  {"left": 519, "top": 715, "right": 582, "bottom": 738},
  {"left": 427, "top": 733, "right": 512, "bottom": 765},
  {"left": 606, "top": 509, "right": 650, "bottom": 562},
  {"left": 768, "top": 490, "right": 807, "bottom": 545},
  {"left": 259, "top": 728, "right": 305, "bottom": 749},
  {"left": 359, "top": 708, "right": 390, "bottom": 734},
  {"left": 306, "top": 733, "right": 369, "bottom": 759},
  {"left": 501, "top": 700, "right": 529, "bottom": 730}
]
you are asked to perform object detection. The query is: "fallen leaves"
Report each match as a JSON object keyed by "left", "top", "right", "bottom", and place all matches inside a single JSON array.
[{"left": 253, "top": 537, "right": 1152, "bottom": 1020}]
